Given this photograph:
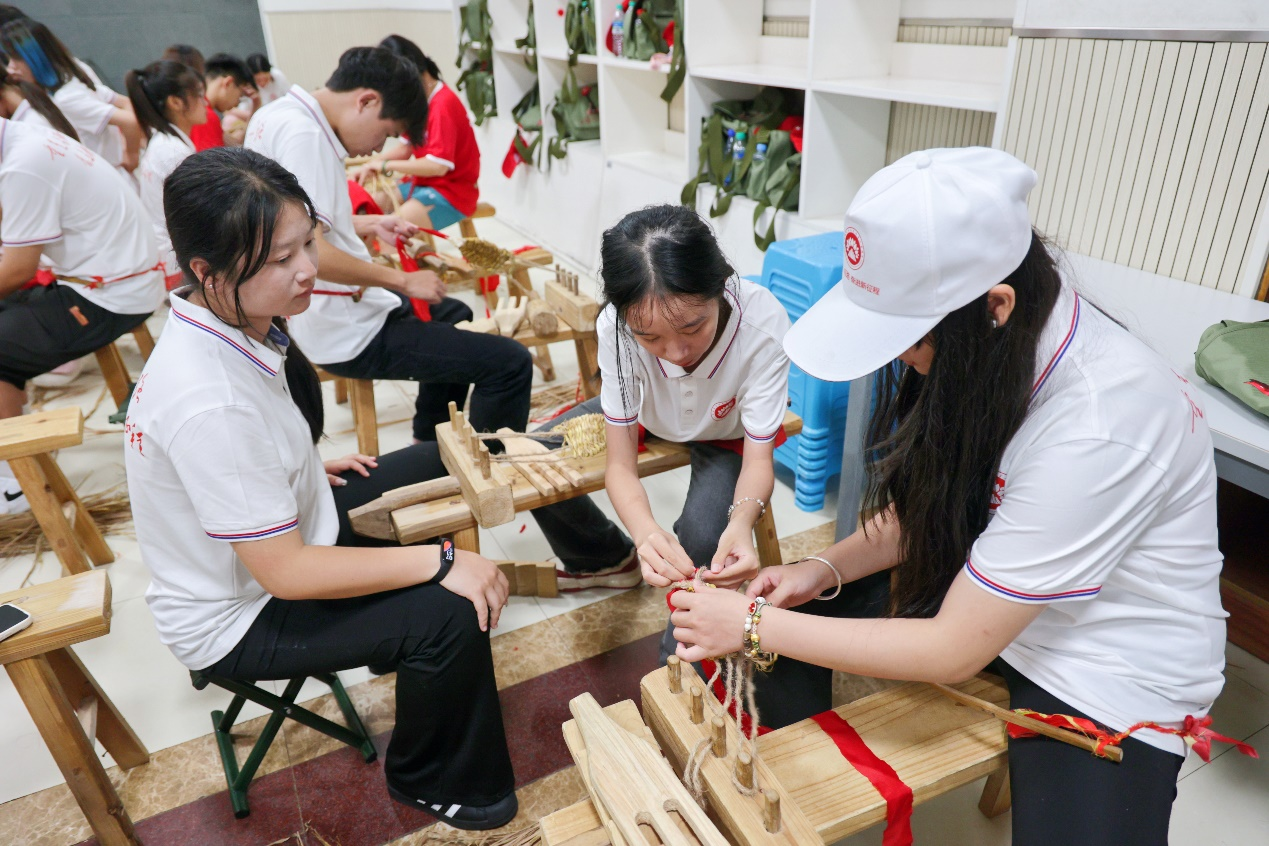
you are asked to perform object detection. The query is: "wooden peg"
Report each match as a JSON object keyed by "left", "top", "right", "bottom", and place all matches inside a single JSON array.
[
  {"left": 762, "top": 789, "right": 781, "bottom": 833},
  {"left": 689, "top": 686, "right": 704, "bottom": 724},
  {"left": 454, "top": 409, "right": 466, "bottom": 433},
  {"left": 666, "top": 655, "right": 681, "bottom": 694},
  {"left": 447, "top": 400, "right": 459, "bottom": 428},
  {"left": 468, "top": 424, "right": 480, "bottom": 459},
  {"left": 735, "top": 751, "right": 754, "bottom": 789},
  {"left": 478, "top": 444, "right": 491, "bottom": 480},
  {"left": 710, "top": 716, "right": 726, "bottom": 757}
]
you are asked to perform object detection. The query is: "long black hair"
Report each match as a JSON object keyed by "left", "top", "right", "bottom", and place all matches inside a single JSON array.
[
  {"left": 865, "top": 230, "right": 1062, "bottom": 618},
  {"left": 125, "top": 60, "right": 203, "bottom": 141},
  {"left": 0, "top": 60, "right": 78, "bottom": 139},
  {"left": 598, "top": 203, "right": 736, "bottom": 418},
  {"left": 379, "top": 34, "right": 442, "bottom": 80},
  {"left": 164, "top": 147, "right": 325, "bottom": 442},
  {"left": 0, "top": 19, "right": 93, "bottom": 92}
]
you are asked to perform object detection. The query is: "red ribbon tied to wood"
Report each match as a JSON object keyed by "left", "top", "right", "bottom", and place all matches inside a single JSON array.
[{"left": 1007, "top": 709, "right": 1258, "bottom": 763}]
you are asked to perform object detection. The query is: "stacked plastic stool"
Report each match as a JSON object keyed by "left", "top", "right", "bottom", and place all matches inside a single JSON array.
[{"left": 752, "top": 231, "right": 851, "bottom": 511}]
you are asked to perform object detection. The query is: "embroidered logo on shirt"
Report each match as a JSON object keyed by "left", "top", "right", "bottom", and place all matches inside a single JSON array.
[
  {"left": 989, "top": 472, "right": 1006, "bottom": 512},
  {"left": 712, "top": 397, "right": 737, "bottom": 420}
]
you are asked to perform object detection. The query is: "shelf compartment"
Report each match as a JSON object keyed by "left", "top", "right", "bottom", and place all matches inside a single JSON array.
[{"left": 813, "top": 43, "right": 1008, "bottom": 112}]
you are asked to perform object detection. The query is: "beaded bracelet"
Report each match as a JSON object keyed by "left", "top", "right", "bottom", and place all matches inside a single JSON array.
[
  {"left": 799, "top": 555, "right": 843, "bottom": 601},
  {"left": 727, "top": 496, "right": 767, "bottom": 521},
  {"left": 742, "top": 597, "right": 778, "bottom": 671}
]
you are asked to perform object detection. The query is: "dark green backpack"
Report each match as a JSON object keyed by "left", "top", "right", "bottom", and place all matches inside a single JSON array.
[
  {"left": 621, "top": 0, "right": 674, "bottom": 61},
  {"left": 456, "top": 64, "right": 497, "bottom": 126},
  {"left": 659, "top": 0, "right": 685, "bottom": 103},
  {"left": 456, "top": 0, "right": 492, "bottom": 64},
  {"left": 564, "top": 0, "right": 597, "bottom": 57},
  {"left": 456, "top": 0, "right": 497, "bottom": 125},
  {"left": 547, "top": 67, "right": 600, "bottom": 161},
  {"left": 1195, "top": 319, "right": 1269, "bottom": 417},
  {"left": 515, "top": 0, "right": 537, "bottom": 72},
  {"left": 511, "top": 85, "right": 543, "bottom": 164}
]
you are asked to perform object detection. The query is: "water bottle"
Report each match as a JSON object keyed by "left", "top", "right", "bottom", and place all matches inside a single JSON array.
[
  {"left": 754, "top": 142, "right": 768, "bottom": 162},
  {"left": 733, "top": 131, "right": 748, "bottom": 165},
  {"left": 612, "top": 4, "right": 624, "bottom": 58},
  {"left": 724, "top": 128, "right": 736, "bottom": 158}
]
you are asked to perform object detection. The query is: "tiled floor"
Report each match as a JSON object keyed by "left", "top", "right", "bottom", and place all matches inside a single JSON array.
[{"left": 1, "top": 219, "right": 1265, "bottom": 845}]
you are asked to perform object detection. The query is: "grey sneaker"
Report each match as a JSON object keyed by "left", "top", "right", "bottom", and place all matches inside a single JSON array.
[{"left": 555, "top": 549, "right": 641, "bottom": 593}]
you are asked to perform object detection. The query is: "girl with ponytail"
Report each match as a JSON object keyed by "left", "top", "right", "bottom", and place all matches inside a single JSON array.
[{"left": 126, "top": 60, "right": 206, "bottom": 287}]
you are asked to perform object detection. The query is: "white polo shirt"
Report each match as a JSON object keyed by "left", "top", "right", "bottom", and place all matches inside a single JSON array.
[
  {"left": 137, "top": 125, "right": 196, "bottom": 277},
  {"left": 599, "top": 278, "right": 791, "bottom": 443},
  {"left": 964, "top": 283, "right": 1227, "bottom": 755},
  {"left": 10, "top": 98, "right": 53, "bottom": 131},
  {"left": 52, "top": 78, "right": 124, "bottom": 167},
  {"left": 244, "top": 85, "right": 398, "bottom": 364},
  {"left": 0, "top": 119, "right": 162, "bottom": 315},
  {"left": 124, "top": 293, "right": 339, "bottom": 670}
]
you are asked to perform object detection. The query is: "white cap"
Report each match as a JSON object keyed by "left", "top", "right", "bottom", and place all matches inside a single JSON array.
[{"left": 783, "top": 147, "right": 1037, "bottom": 382}]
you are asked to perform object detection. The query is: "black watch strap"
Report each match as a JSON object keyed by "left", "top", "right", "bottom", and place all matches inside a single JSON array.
[{"left": 427, "top": 537, "right": 455, "bottom": 585}]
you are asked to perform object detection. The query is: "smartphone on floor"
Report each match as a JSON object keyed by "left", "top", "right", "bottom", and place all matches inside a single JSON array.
[{"left": 0, "top": 603, "right": 32, "bottom": 643}]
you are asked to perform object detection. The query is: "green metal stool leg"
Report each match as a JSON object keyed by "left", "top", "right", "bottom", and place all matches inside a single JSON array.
[{"left": 318, "top": 673, "right": 377, "bottom": 762}]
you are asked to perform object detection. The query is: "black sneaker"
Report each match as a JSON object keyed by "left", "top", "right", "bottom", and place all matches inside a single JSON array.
[{"left": 387, "top": 783, "right": 519, "bottom": 831}]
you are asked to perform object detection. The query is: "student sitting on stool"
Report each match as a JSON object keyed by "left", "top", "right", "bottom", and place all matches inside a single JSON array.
[
  {"left": 245, "top": 46, "right": 533, "bottom": 445},
  {"left": 0, "top": 119, "right": 163, "bottom": 511}
]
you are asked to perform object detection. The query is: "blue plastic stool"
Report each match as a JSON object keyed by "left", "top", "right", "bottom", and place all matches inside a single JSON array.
[{"left": 751, "top": 231, "right": 852, "bottom": 511}]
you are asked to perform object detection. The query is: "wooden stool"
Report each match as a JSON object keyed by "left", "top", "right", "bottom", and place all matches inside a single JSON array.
[
  {"left": 190, "top": 669, "right": 377, "bottom": 818},
  {"left": 457, "top": 200, "right": 497, "bottom": 240},
  {"left": 0, "top": 408, "right": 113, "bottom": 575},
  {"left": 93, "top": 323, "right": 156, "bottom": 409},
  {"left": 314, "top": 369, "right": 379, "bottom": 456},
  {"left": 0, "top": 571, "right": 149, "bottom": 846}
]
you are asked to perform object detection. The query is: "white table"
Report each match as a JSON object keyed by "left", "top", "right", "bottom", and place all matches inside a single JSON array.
[{"left": 834, "top": 253, "right": 1269, "bottom": 538}]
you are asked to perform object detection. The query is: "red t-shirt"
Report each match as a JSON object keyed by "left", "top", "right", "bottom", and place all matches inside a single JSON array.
[
  {"left": 410, "top": 82, "right": 479, "bottom": 216},
  {"left": 190, "top": 101, "right": 224, "bottom": 151}
]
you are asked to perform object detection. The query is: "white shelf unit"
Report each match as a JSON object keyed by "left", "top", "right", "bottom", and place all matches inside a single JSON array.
[{"left": 461, "top": 0, "right": 1014, "bottom": 275}]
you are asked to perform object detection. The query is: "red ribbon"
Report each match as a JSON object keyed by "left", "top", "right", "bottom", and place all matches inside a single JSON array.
[
  {"left": 1007, "top": 710, "right": 1259, "bottom": 763},
  {"left": 812, "top": 711, "right": 914, "bottom": 846},
  {"left": 396, "top": 237, "right": 431, "bottom": 321}
]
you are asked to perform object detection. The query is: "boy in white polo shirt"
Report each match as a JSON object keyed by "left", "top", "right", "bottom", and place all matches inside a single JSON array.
[
  {"left": 245, "top": 46, "right": 533, "bottom": 443},
  {"left": 0, "top": 118, "right": 162, "bottom": 510}
]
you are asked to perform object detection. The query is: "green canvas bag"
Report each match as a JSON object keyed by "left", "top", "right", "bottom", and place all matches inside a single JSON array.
[
  {"left": 680, "top": 88, "right": 795, "bottom": 216},
  {"left": 565, "top": 0, "right": 597, "bottom": 57},
  {"left": 659, "top": 0, "right": 685, "bottom": 102},
  {"left": 456, "top": 0, "right": 492, "bottom": 64},
  {"left": 456, "top": 64, "right": 496, "bottom": 125},
  {"left": 547, "top": 67, "right": 600, "bottom": 160},
  {"left": 750, "top": 151, "right": 801, "bottom": 250},
  {"left": 515, "top": 0, "right": 537, "bottom": 72},
  {"left": 621, "top": 0, "right": 673, "bottom": 61},
  {"left": 511, "top": 85, "right": 543, "bottom": 163},
  {"left": 1195, "top": 319, "right": 1269, "bottom": 417}
]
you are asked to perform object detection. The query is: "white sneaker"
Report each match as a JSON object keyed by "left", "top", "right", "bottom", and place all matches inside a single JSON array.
[
  {"left": 31, "top": 357, "right": 87, "bottom": 388},
  {"left": 0, "top": 476, "right": 28, "bottom": 515}
]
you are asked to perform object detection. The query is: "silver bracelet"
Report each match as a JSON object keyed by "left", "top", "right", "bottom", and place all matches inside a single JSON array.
[
  {"left": 799, "top": 555, "right": 842, "bottom": 600},
  {"left": 727, "top": 496, "right": 767, "bottom": 521}
]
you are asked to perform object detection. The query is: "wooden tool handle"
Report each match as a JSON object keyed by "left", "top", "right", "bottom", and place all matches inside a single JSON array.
[{"left": 931, "top": 682, "right": 1124, "bottom": 762}]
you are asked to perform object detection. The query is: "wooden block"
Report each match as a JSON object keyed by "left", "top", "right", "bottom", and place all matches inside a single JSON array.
[
  {"left": 514, "top": 562, "right": 538, "bottom": 597},
  {"left": 536, "top": 562, "right": 559, "bottom": 598},
  {"left": 391, "top": 494, "right": 476, "bottom": 546},
  {"left": 569, "top": 693, "right": 729, "bottom": 846},
  {"left": 497, "top": 561, "right": 518, "bottom": 587},
  {"left": 758, "top": 675, "right": 1009, "bottom": 843},
  {"left": 0, "top": 571, "right": 110, "bottom": 667},
  {"left": 535, "top": 461, "right": 573, "bottom": 494},
  {"left": 0, "top": 407, "right": 83, "bottom": 462},
  {"left": 349, "top": 477, "right": 463, "bottom": 541},
  {"left": 541, "top": 800, "right": 610, "bottom": 846},
  {"left": 527, "top": 297, "right": 560, "bottom": 336},
  {"left": 435, "top": 420, "right": 514, "bottom": 528},
  {"left": 546, "top": 278, "right": 600, "bottom": 332},
  {"left": 639, "top": 664, "right": 822, "bottom": 846},
  {"left": 511, "top": 460, "right": 555, "bottom": 497}
]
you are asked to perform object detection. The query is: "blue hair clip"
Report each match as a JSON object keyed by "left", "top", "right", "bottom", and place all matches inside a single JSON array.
[{"left": 13, "top": 35, "right": 59, "bottom": 90}]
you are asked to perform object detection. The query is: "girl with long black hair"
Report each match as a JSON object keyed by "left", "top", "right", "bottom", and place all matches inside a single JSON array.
[
  {"left": 123, "top": 147, "right": 518, "bottom": 829},
  {"left": 126, "top": 59, "right": 207, "bottom": 287},
  {"left": 669, "top": 148, "right": 1229, "bottom": 845}
]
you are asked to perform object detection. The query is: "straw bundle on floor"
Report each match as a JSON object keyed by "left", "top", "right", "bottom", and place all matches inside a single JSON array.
[{"left": 0, "top": 486, "right": 133, "bottom": 560}]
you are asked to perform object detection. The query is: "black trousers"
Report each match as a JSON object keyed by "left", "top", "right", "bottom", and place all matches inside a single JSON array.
[
  {"left": 0, "top": 284, "right": 150, "bottom": 389},
  {"left": 320, "top": 297, "right": 534, "bottom": 441},
  {"left": 204, "top": 441, "right": 515, "bottom": 805},
  {"left": 996, "top": 659, "right": 1184, "bottom": 846}
]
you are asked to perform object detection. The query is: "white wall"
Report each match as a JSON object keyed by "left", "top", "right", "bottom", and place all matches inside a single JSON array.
[{"left": 1015, "top": 0, "right": 1269, "bottom": 31}]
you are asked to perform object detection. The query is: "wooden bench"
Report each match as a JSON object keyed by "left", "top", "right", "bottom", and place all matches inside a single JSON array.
[
  {"left": 348, "top": 410, "right": 805, "bottom": 571},
  {"left": 0, "top": 408, "right": 113, "bottom": 575},
  {"left": 0, "top": 571, "right": 149, "bottom": 846},
  {"left": 314, "top": 369, "right": 379, "bottom": 457},
  {"left": 457, "top": 200, "right": 497, "bottom": 241},
  {"left": 93, "top": 323, "right": 155, "bottom": 410}
]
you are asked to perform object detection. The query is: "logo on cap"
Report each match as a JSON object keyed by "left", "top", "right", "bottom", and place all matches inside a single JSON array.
[{"left": 844, "top": 228, "right": 864, "bottom": 270}]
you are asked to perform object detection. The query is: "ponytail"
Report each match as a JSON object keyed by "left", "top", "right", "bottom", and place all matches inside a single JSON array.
[
  {"left": 125, "top": 60, "right": 203, "bottom": 141},
  {"left": 273, "top": 317, "right": 325, "bottom": 443}
]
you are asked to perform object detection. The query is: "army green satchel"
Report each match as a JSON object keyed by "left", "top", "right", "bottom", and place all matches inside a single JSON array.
[{"left": 1195, "top": 319, "right": 1269, "bottom": 417}]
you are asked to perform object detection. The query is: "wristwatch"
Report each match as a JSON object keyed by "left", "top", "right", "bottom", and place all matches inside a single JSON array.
[{"left": 427, "top": 537, "right": 455, "bottom": 585}]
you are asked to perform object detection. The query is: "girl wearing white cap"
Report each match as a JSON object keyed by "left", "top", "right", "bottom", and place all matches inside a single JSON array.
[{"left": 668, "top": 148, "right": 1230, "bottom": 843}]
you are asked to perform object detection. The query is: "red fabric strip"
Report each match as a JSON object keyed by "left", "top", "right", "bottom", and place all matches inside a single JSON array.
[
  {"left": 812, "top": 711, "right": 913, "bottom": 846},
  {"left": 396, "top": 237, "right": 431, "bottom": 322}
]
